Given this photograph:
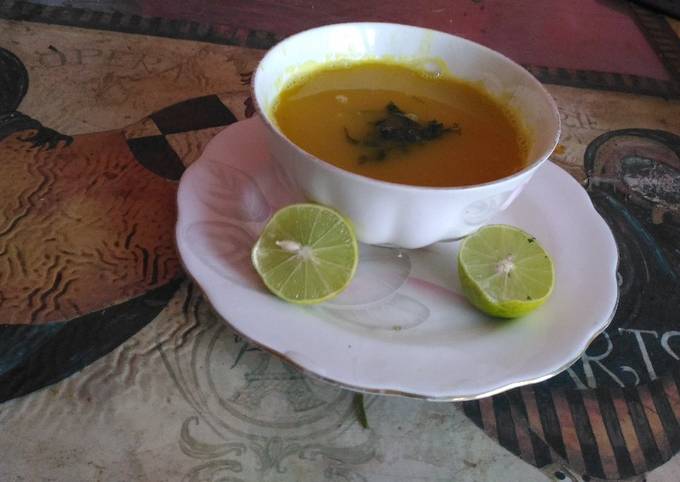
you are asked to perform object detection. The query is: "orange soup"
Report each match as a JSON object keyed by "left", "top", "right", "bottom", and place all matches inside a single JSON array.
[{"left": 273, "top": 61, "right": 530, "bottom": 187}]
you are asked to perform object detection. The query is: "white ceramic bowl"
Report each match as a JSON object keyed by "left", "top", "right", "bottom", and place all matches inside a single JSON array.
[{"left": 253, "top": 23, "right": 560, "bottom": 249}]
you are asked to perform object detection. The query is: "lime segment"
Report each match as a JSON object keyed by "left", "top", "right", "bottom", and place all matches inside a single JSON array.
[
  {"left": 457, "top": 224, "right": 555, "bottom": 318},
  {"left": 252, "top": 204, "right": 359, "bottom": 304}
]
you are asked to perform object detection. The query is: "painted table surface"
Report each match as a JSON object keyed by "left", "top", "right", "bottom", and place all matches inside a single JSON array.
[{"left": 1, "top": 1, "right": 680, "bottom": 481}]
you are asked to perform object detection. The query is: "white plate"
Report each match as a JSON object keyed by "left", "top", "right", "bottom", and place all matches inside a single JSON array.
[{"left": 176, "top": 116, "right": 619, "bottom": 401}]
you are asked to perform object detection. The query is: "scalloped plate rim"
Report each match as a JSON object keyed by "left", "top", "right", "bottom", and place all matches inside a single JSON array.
[{"left": 175, "top": 117, "right": 619, "bottom": 401}]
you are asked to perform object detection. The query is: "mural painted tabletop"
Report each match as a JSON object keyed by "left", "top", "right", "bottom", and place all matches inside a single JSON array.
[{"left": 1, "top": 1, "right": 680, "bottom": 481}]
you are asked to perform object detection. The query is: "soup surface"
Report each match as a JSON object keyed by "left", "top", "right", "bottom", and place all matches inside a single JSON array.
[{"left": 273, "top": 61, "right": 530, "bottom": 187}]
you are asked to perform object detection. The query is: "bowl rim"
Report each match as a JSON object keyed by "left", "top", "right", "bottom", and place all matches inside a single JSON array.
[{"left": 252, "top": 21, "right": 562, "bottom": 192}]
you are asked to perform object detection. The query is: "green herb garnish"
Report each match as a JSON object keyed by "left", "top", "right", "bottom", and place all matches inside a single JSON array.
[
  {"left": 345, "top": 102, "right": 460, "bottom": 163},
  {"left": 353, "top": 393, "right": 369, "bottom": 429}
]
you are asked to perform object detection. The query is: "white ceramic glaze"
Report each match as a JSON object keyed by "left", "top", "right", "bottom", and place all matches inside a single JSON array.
[
  {"left": 253, "top": 22, "right": 561, "bottom": 248},
  {"left": 176, "top": 117, "right": 618, "bottom": 401}
]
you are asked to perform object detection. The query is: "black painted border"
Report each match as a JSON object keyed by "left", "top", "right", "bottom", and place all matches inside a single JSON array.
[
  {"left": 0, "top": 0, "right": 279, "bottom": 50},
  {"left": 630, "top": 1, "right": 680, "bottom": 82},
  {"left": 0, "top": 279, "right": 182, "bottom": 403},
  {"left": 1, "top": 0, "right": 679, "bottom": 99},
  {"left": 525, "top": 64, "right": 680, "bottom": 99}
]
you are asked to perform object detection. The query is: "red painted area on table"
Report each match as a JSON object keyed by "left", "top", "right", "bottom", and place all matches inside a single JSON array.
[{"left": 141, "top": 0, "right": 671, "bottom": 80}]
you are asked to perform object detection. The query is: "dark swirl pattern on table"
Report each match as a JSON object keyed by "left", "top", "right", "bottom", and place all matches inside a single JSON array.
[
  {"left": 2, "top": 2, "right": 680, "bottom": 479},
  {"left": 464, "top": 128, "right": 680, "bottom": 480}
]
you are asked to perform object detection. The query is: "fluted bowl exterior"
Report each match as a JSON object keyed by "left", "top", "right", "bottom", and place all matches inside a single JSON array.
[{"left": 253, "top": 23, "right": 560, "bottom": 248}]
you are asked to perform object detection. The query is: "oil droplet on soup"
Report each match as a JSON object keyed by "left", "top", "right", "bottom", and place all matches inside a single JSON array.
[{"left": 273, "top": 61, "right": 530, "bottom": 187}]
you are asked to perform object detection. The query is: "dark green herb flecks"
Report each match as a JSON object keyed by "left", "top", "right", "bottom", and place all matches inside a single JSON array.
[
  {"left": 345, "top": 102, "right": 460, "bottom": 164},
  {"left": 353, "top": 393, "right": 369, "bottom": 429}
]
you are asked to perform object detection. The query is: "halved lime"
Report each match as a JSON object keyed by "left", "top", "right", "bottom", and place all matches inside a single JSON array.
[
  {"left": 457, "top": 224, "right": 555, "bottom": 318},
  {"left": 252, "top": 203, "right": 359, "bottom": 304}
]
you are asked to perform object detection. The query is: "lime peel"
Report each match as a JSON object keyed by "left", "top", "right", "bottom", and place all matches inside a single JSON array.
[
  {"left": 457, "top": 224, "right": 555, "bottom": 318},
  {"left": 252, "top": 203, "right": 359, "bottom": 304}
]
